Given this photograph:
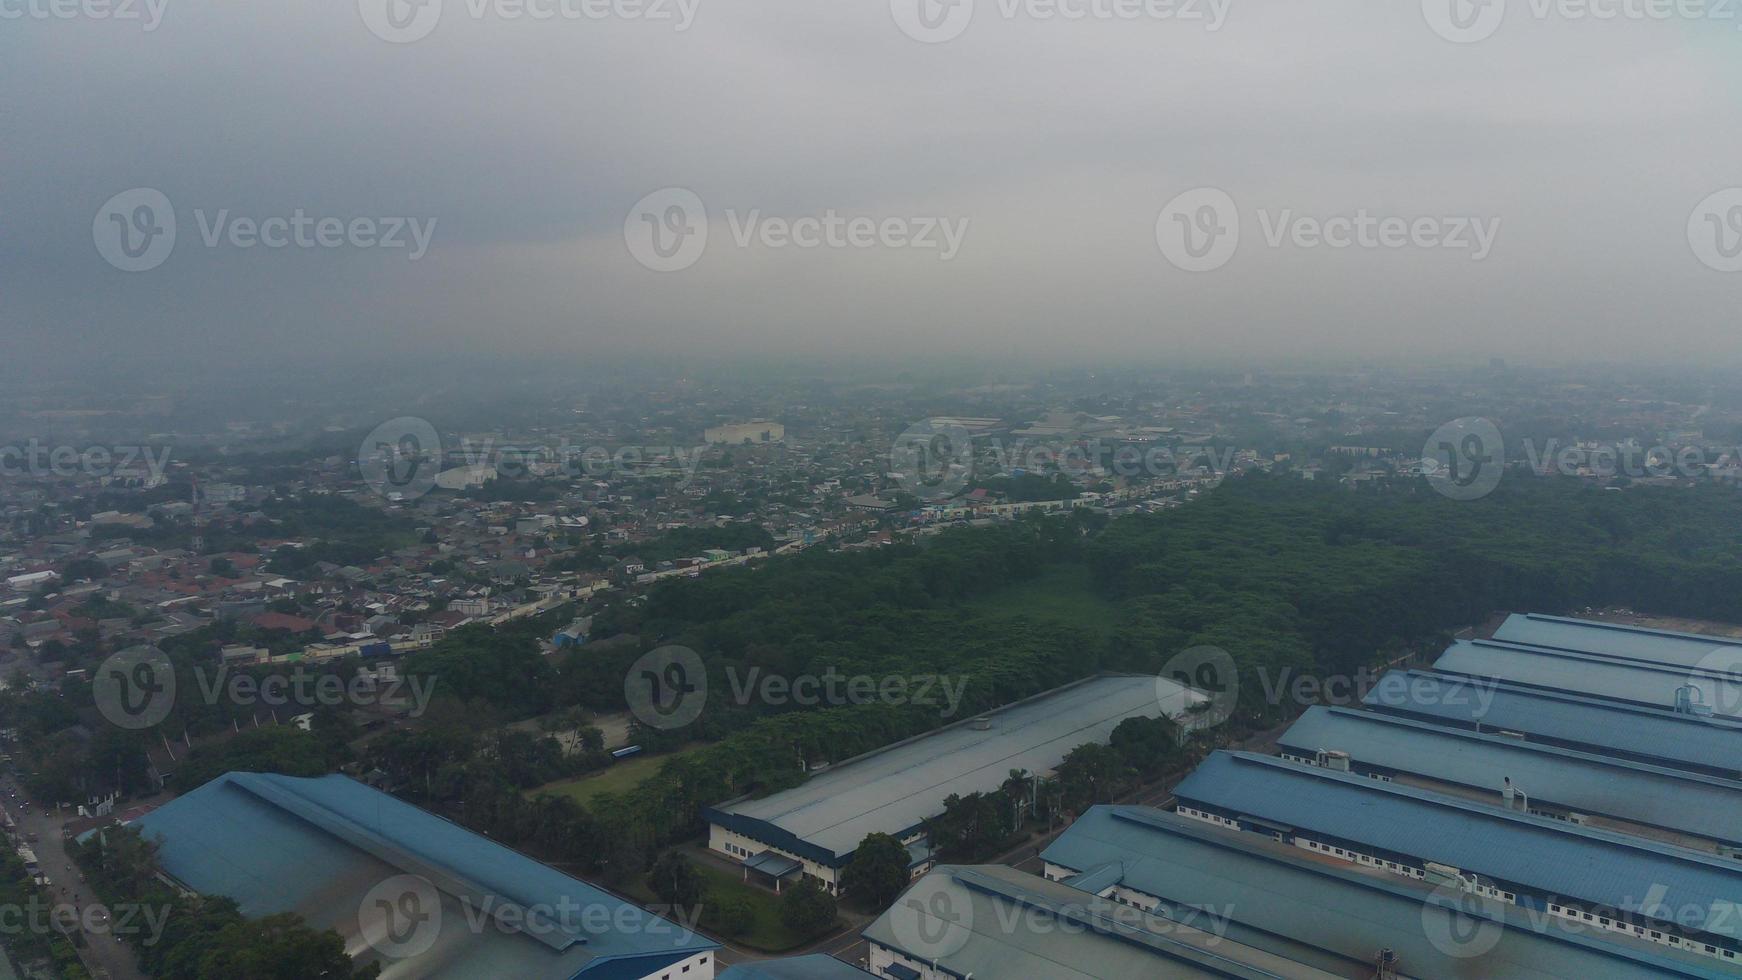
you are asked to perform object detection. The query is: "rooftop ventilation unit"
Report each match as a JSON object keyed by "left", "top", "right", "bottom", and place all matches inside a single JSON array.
[
  {"left": 1424, "top": 862, "right": 1464, "bottom": 888},
  {"left": 1675, "top": 685, "right": 1716, "bottom": 717},
  {"left": 1501, "top": 777, "right": 1529, "bottom": 813},
  {"left": 1314, "top": 749, "right": 1352, "bottom": 772}
]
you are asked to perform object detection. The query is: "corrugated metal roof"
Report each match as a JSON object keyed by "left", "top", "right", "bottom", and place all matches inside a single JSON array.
[
  {"left": 1279, "top": 706, "right": 1742, "bottom": 847},
  {"left": 1039, "top": 807, "right": 1733, "bottom": 979},
  {"left": 1175, "top": 752, "right": 1742, "bottom": 939},
  {"left": 1364, "top": 669, "right": 1742, "bottom": 778},
  {"left": 709, "top": 674, "right": 1201, "bottom": 862},
  {"left": 132, "top": 772, "right": 715, "bottom": 979},
  {"left": 1494, "top": 614, "right": 1742, "bottom": 673},
  {"left": 862, "top": 864, "right": 1345, "bottom": 979},
  {"left": 1434, "top": 639, "right": 1742, "bottom": 721}
]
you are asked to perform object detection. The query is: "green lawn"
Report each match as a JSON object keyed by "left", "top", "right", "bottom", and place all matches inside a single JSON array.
[
  {"left": 686, "top": 863, "right": 836, "bottom": 953},
  {"left": 624, "top": 857, "right": 833, "bottom": 952},
  {"left": 529, "top": 745, "right": 704, "bottom": 807},
  {"left": 965, "top": 564, "right": 1119, "bottom": 637}
]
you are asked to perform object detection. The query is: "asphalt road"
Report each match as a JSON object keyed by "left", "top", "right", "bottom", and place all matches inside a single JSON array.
[{"left": 0, "top": 775, "right": 146, "bottom": 980}]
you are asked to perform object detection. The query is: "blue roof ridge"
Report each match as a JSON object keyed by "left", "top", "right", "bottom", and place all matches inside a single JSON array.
[
  {"left": 1204, "top": 752, "right": 1742, "bottom": 872},
  {"left": 227, "top": 773, "right": 588, "bottom": 953},
  {"left": 1297, "top": 706, "right": 1742, "bottom": 790}
]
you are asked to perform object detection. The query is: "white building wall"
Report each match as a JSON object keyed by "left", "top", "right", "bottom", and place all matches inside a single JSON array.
[
  {"left": 638, "top": 949, "right": 715, "bottom": 980},
  {"left": 707, "top": 823, "right": 841, "bottom": 892},
  {"left": 868, "top": 942, "right": 950, "bottom": 980}
]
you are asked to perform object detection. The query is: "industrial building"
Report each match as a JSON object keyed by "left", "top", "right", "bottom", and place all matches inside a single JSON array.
[
  {"left": 1364, "top": 669, "right": 1742, "bottom": 779},
  {"left": 862, "top": 864, "right": 1348, "bottom": 979},
  {"left": 704, "top": 421, "right": 785, "bottom": 445},
  {"left": 1433, "top": 639, "right": 1742, "bottom": 721},
  {"left": 1278, "top": 706, "right": 1742, "bottom": 855},
  {"left": 1037, "top": 806, "right": 1727, "bottom": 979},
  {"left": 718, "top": 955, "right": 871, "bottom": 979},
  {"left": 703, "top": 674, "right": 1202, "bottom": 894},
  {"left": 133, "top": 772, "right": 718, "bottom": 980},
  {"left": 1172, "top": 752, "right": 1742, "bottom": 963},
  {"left": 1493, "top": 613, "right": 1742, "bottom": 673}
]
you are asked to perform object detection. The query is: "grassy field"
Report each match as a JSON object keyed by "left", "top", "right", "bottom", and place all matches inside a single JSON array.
[
  {"left": 529, "top": 745, "right": 704, "bottom": 807},
  {"left": 965, "top": 563, "right": 1119, "bottom": 637},
  {"left": 623, "top": 856, "right": 832, "bottom": 952}
]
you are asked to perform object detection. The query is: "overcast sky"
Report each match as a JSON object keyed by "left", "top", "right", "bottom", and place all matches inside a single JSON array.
[{"left": 5, "top": 1, "right": 1741, "bottom": 378}]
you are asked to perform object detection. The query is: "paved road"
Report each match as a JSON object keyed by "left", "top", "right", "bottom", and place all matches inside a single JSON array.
[{"left": 0, "top": 776, "right": 146, "bottom": 980}]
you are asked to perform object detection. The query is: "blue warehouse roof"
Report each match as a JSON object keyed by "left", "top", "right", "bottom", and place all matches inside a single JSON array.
[
  {"left": 862, "top": 864, "right": 1346, "bottom": 979},
  {"left": 1434, "top": 639, "right": 1742, "bottom": 721},
  {"left": 132, "top": 772, "right": 716, "bottom": 980},
  {"left": 1494, "top": 613, "right": 1742, "bottom": 673},
  {"left": 1039, "top": 807, "right": 1729, "bottom": 979},
  {"left": 1279, "top": 706, "right": 1742, "bottom": 848},
  {"left": 1174, "top": 752, "right": 1742, "bottom": 940},
  {"left": 1364, "top": 669, "right": 1742, "bottom": 779}
]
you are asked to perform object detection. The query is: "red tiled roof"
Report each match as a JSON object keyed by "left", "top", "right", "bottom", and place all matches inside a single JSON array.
[{"left": 250, "top": 612, "right": 319, "bottom": 633}]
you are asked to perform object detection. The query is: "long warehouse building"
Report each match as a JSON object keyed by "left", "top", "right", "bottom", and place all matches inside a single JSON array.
[
  {"left": 1037, "top": 806, "right": 1730, "bottom": 979},
  {"left": 1494, "top": 613, "right": 1742, "bottom": 673},
  {"left": 863, "top": 864, "right": 1349, "bottom": 980},
  {"left": 1434, "top": 639, "right": 1742, "bottom": 720},
  {"left": 1278, "top": 705, "right": 1742, "bottom": 855},
  {"left": 133, "top": 772, "right": 718, "bottom": 980},
  {"left": 1363, "top": 669, "right": 1742, "bottom": 779},
  {"left": 703, "top": 673, "right": 1202, "bottom": 894},
  {"left": 1172, "top": 751, "right": 1742, "bottom": 964}
]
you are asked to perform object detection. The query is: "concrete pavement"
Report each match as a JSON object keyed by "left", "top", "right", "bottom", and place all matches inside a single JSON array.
[{"left": 0, "top": 776, "right": 146, "bottom": 980}]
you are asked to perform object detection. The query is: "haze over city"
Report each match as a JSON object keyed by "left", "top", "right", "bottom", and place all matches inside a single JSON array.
[{"left": 8, "top": 2, "right": 1742, "bottom": 377}]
